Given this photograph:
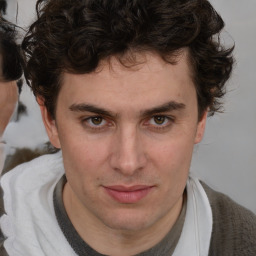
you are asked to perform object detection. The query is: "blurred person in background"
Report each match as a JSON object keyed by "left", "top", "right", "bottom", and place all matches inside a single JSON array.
[
  {"left": 0, "top": 11, "right": 23, "bottom": 172},
  {"left": 0, "top": 1, "right": 52, "bottom": 176}
]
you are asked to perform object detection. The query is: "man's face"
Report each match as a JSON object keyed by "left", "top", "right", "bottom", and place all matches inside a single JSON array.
[{"left": 42, "top": 51, "right": 206, "bottom": 233}]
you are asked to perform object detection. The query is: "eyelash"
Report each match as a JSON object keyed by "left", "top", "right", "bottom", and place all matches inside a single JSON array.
[
  {"left": 82, "top": 116, "right": 111, "bottom": 131},
  {"left": 81, "top": 115, "right": 175, "bottom": 132},
  {"left": 145, "top": 115, "right": 174, "bottom": 131}
]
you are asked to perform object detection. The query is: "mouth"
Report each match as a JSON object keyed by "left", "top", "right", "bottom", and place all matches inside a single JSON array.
[{"left": 103, "top": 185, "right": 155, "bottom": 204}]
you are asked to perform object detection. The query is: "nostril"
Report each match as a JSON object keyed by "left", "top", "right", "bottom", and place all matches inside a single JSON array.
[{"left": 110, "top": 149, "right": 147, "bottom": 176}]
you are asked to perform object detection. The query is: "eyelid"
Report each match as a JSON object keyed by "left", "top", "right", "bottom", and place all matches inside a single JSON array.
[
  {"left": 147, "top": 114, "right": 175, "bottom": 122},
  {"left": 81, "top": 115, "right": 114, "bottom": 131},
  {"left": 143, "top": 114, "right": 175, "bottom": 129},
  {"left": 80, "top": 113, "right": 175, "bottom": 132},
  {"left": 87, "top": 116, "right": 106, "bottom": 126}
]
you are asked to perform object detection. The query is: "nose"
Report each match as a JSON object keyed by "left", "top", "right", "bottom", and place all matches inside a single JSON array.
[{"left": 110, "top": 125, "right": 147, "bottom": 176}]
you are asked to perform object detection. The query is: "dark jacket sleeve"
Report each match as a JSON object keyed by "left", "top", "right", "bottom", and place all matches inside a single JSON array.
[{"left": 202, "top": 182, "right": 256, "bottom": 256}]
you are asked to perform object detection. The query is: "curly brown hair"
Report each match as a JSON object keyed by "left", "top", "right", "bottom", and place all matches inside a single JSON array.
[
  {"left": 22, "top": 0, "right": 234, "bottom": 119},
  {"left": 0, "top": 17, "right": 23, "bottom": 83}
]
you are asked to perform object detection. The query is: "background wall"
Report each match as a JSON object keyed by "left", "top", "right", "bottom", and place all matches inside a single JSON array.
[{"left": 4, "top": 0, "right": 256, "bottom": 213}]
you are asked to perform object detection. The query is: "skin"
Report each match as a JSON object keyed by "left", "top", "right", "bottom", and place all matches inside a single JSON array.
[
  {"left": 0, "top": 57, "right": 18, "bottom": 137},
  {"left": 40, "top": 50, "right": 207, "bottom": 255},
  {"left": 0, "top": 62, "right": 18, "bottom": 171}
]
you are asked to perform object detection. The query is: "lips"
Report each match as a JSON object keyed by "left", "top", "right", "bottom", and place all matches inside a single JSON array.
[{"left": 103, "top": 185, "right": 154, "bottom": 204}]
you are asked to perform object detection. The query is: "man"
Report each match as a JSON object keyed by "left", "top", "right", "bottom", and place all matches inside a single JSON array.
[
  {"left": 1, "top": 0, "right": 256, "bottom": 255},
  {"left": 0, "top": 14, "right": 23, "bottom": 172}
]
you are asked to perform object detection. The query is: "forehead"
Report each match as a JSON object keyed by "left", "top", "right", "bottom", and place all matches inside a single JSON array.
[{"left": 59, "top": 51, "right": 196, "bottom": 112}]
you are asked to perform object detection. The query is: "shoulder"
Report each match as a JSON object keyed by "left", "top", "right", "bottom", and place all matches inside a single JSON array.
[
  {"left": 201, "top": 181, "right": 256, "bottom": 256},
  {"left": 0, "top": 152, "right": 64, "bottom": 211},
  {"left": 1, "top": 151, "right": 63, "bottom": 186},
  {"left": 0, "top": 152, "right": 64, "bottom": 256}
]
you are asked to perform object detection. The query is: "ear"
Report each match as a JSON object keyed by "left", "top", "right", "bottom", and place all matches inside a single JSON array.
[
  {"left": 37, "top": 96, "right": 61, "bottom": 148},
  {"left": 194, "top": 110, "right": 207, "bottom": 144}
]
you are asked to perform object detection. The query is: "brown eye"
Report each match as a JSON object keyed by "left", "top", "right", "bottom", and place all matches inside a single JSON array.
[
  {"left": 82, "top": 115, "right": 110, "bottom": 131},
  {"left": 91, "top": 116, "right": 103, "bottom": 125},
  {"left": 153, "top": 116, "right": 166, "bottom": 125},
  {"left": 146, "top": 115, "right": 173, "bottom": 131}
]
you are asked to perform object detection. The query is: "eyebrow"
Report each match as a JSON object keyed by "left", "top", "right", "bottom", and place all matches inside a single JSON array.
[
  {"left": 141, "top": 101, "right": 186, "bottom": 117},
  {"left": 69, "top": 100, "right": 186, "bottom": 118},
  {"left": 69, "top": 103, "right": 116, "bottom": 117}
]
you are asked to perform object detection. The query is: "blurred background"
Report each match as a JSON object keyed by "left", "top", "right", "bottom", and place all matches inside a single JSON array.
[{"left": 3, "top": 0, "right": 256, "bottom": 213}]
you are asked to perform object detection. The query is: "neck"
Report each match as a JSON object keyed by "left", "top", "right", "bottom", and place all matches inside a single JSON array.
[{"left": 63, "top": 183, "right": 183, "bottom": 256}]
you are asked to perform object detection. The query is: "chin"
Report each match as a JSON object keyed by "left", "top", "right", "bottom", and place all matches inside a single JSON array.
[{"left": 101, "top": 209, "right": 155, "bottom": 232}]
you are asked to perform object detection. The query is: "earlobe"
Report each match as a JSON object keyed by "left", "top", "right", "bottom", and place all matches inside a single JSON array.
[
  {"left": 194, "top": 111, "right": 207, "bottom": 144},
  {"left": 37, "top": 96, "right": 61, "bottom": 149}
]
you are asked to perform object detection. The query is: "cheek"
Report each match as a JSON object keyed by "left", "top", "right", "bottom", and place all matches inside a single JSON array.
[
  {"left": 61, "top": 141, "right": 106, "bottom": 201},
  {"left": 147, "top": 136, "right": 195, "bottom": 194},
  {"left": 146, "top": 140, "right": 191, "bottom": 208},
  {"left": 60, "top": 133, "right": 111, "bottom": 176},
  {"left": 150, "top": 136, "right": 195, "bottom": 170}
]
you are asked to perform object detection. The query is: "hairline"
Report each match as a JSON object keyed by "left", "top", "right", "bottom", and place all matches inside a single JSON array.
[{"left": 48, "top": 48, "right": 202, "bottom": 120}]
